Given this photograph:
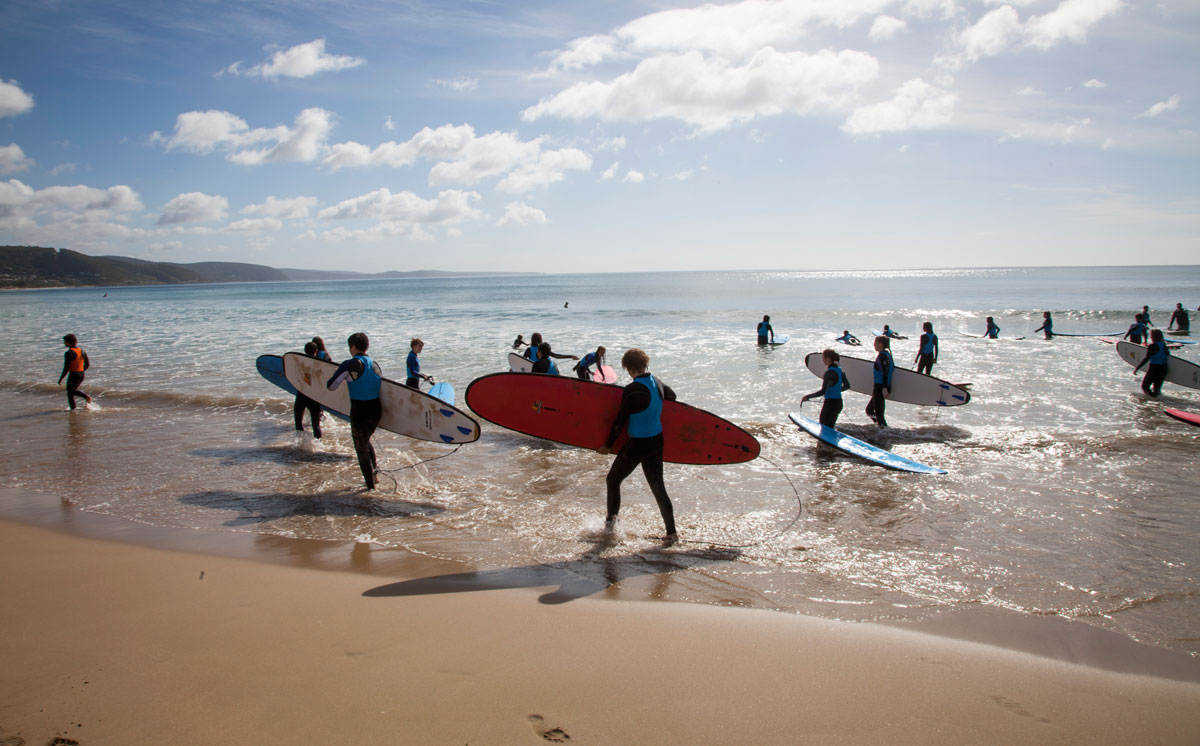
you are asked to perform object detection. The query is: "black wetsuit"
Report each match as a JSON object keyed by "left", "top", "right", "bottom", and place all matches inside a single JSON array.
[
  {"left": 806, "top": 366, "right": 848, "bottom": 428},
  {"left": 604, "top": 374, "right": 677, "bottom": 535},
  {"left": 58, "top": 347, "right": 90, "bottom": 410},
  {"left": 328, "top": 356, "right": 382, "bottom": 489},
  {"left": 293, "top": 355, "right": 323, "bottom": 438},
  {"left": 866, "top": 350, "right": 893, "bottom": 428},
  {"left": 1170, "top": 308, "right": 1190, "bottom": 332}
]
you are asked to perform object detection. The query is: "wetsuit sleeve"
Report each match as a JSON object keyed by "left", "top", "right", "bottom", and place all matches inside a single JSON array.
[
  {"left": 531, "top": 358, "right": 550, "bottom": 374},
  {"left": 327, "top": 358, "right": 363, "bottom": 390},
  {"left": 605, "top": 384, "right": 651, "bottom": 448},
  {"left": 58, "top": 350, "right": 72, "bottom": 383},
  {"left": 806, "top": 368, "right": 840, "bottom": 399},
  {"left": 82, "top": 351, "right": 89, "bottom": 371},
  {"left": 548, "top": 350, "right": 575, "bottom": 359},
  {"left": 661, "top": 382, "right": 676, "bottom": 402}
]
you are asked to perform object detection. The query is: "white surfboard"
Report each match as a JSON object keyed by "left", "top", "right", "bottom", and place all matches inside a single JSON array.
[
  {"left": 789, "top": 413, "right": 946, "bottom": 474},
  {"left": 767, "top": 334, "right": 790, "bottom": 346},
  {"left": 508, "top": 351, "right": 533, "bottom": 372},
  {"left": 805, "top": 352, "right": 970, "bottom": 407},
  {"left": 1115, "top": 341, "right": 1200, "bottom": 390},
  {"left": 283, "top": 352, "right": 480, "bottom": 443},
  {"left": 957, "top": 331, "right": 1025, "bottom": 340}
]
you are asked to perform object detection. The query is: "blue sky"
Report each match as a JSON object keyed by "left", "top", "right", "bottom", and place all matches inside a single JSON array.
[{"left": 1, "top": 0, "right": 1196, "bottom": 273}]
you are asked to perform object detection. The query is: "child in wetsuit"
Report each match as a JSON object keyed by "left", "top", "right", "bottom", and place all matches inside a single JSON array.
[
  {"left": 294, "top": 341, "right": 323, "bottom": 439},
  {"left": 57, "top": 334, "right": 92, "bottom": 410},
  {"left": 327, "top": 332, "right": 383, "bottom": 490},
  {"left": 801, "top": 349, "right": 850, "bottom": 428}
]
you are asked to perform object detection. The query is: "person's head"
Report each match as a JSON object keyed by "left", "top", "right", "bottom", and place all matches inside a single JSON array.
[
  {"left": 763, "top": 315, "right": 770, "bottom": 322},
  {"left": 596, "top": 345, "right": 606, "bottom": 358},
  {"left": 304, "top": 341, "right": 317, "bottom": 356},
  {"left": 514, "top": 334, "right": 524, "bottom": 342},
  {"left": 883, "top": 325, "right": 891, "bottom": 331},
  {"left": 822, "top": 348, "right": 840, "bottom": 367},
  {"left": 842, "top": 330, "right": 850, "bottom": 335},
  {"left": 539, "top": 342, "right": 552, "bottom": 356},
  {"left": 874, "top": 336, "right": 890, "bottom": 351},
  {"left": 1150, "top": 328, "right": 1164, "bottom": 343},
  {"left": 1043, "top": 311, "right": 1051, "bottom": 318},
  {"left": 621, "top": 348, "right": 650, "bottom": 376},
  {"left": 347, "top": 332, "right": 369, "bottom": 354},
  {"left": 530, "top": 332, "right": 543, "bottom": 346},
  {"left": 411, "top": 337, "right": 423, "bottom": 352},
  {"left": 311, "top": 336, "right": 326, "bottom": 351},
  {"left": 1177, "top": 303, "right": 1184, "bottom": 310},
  {"left": 62, "top": 334, "right": 77, "bottom": 347},
  {"left": 922, "top": 321, "right": 933, "bottom": 332},
  {"left": 986, "top": 316, "right": 994, "bottom": 324}
]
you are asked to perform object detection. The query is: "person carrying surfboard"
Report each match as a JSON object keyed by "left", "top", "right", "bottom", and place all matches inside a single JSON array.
[
  {"left": 57, "top": 333, "right": 92, "bottom": 410},
  {"left": 598, "top": 348, "right": 678, "bottom": 544},
  {"left": 914, "top": 322, "right": 938, "bottom": 375},
  {"left": 757, "top": 315, "right": 775, "bottom": 345},
  {"left": 294, "top": 341, "right": 323, "bottom": 439},
  {"left": 800, "top": 349, "right": 850, "bottom": 428},
  {"left": 573, "top": 346, "right": 606, "bottom": 381},
  {"left": 866, "top": 336, "right": 893, "bottom": 428},
  {"left": 1134, "top": 329, "right": 1171, "bottom": 397},
  {"left": 406, "top": 338, "right": 433, "bottom": 389},
  {"left": 327, "top": 332, "right": 383, "bottom": 490}
]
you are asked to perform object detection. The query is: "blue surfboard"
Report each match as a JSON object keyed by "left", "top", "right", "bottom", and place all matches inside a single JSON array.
[
  {"left": 788, "top": 413, "right": 947, "bottom": 475},
  {"left": 427, "top": 381, "right": 455, "bottom": 406},
  {"left": 255, "top": 354, "right": 350, "bottom": 422}
]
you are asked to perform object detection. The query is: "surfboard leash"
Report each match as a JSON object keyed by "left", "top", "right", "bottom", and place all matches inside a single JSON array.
[
  {"left": 372, "top": 440, "right": 464, "bottom": 493},
  {"left": 674, "top": 453, "right": 806, "bottom": 550}
]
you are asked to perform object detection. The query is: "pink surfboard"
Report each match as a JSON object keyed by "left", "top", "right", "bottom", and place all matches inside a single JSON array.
[
  {"left": 1164, "top": 408, "right": 1200, "bottom": 427},
  {"left": 591, "top": 365, "right": 617, "bottom": 384}
]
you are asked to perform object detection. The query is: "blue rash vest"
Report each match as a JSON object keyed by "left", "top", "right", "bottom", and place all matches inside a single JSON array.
[
  {"left": 920, "top": 333, "right": 938, "bottom": 355},
  {"left": 757, "top": 321, "right": 770, "bottom": 337},
  {"left": 317, "top": 350, "right": 331, "bottom": 361},
  {"left": 347, "top": 354, "right": 382, "bottom": 401},
  {"left": 627, "top": 374, "right": 664, "bottom": 438},
  {"left": 986, "top": 322, "right": 1000, "bottom": 338},
  {"left": 873, "top": 350, "right": 894, "bottom": 387},
  {"left": 824, "top": 365, "right": 845, "bottom": 400},
  {"left": 524, "top": 346, "right": 540, "bottom": 363},
  {"left": 1149, "top": 341, "right": 1170, "bottom": 366},
  {"left": 406, "top": 350, "right": 420, "bottom": 380}
]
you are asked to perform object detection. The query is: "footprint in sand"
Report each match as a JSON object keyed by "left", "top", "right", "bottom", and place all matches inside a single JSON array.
[{"left": 527, "top": 714, "right": 571, "bottom": 742}]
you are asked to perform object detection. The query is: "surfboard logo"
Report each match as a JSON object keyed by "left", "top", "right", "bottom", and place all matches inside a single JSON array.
[{"left": 531, "top": 400, "right": 544, "bottom": 414}]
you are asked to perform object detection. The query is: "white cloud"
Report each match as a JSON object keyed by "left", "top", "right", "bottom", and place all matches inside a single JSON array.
[
  {"left": 497, "top": 202, "right": 548, "bottom": 226},
  {"left": 1083, "top": 79, "right": 1106, "bottom": 88},
  {"left": 0, "top": 144, "right": 34, "bottom": 174},
  {"left": 670, "top": 169, "right": 695, "bottom": 181},
  {"left": 496, "top": 148, "right": 592, "bottom": 193},
  {"left": 433, "top": 77, "right": 479, "bottom": 92},
  {"left": 842, "top": 78, "right": 956, "bottom": 135},
  {"left": 226, "top": 217, "right": 283, "bottom": 233},
  {"left": 624, "top": 170, "right": 645, "bottom": 183},
  {"left": 597, "top": 136, "right": 627, "bottom": 152},
  {"left": 384, "top": 116, "right": 395, "bottom": 131},
  {"left": 157, "top": 192, "right": 229, "bottom": 225},
  {"left": 0, "top": 80, "right": 35, "bottom": 117},
  {"left": 158, "top": 108, "right": 333, "bottom": 165},
  {"left": 600, "top": 161, "right": 620, "bottom": 180},
  {"left": 999, "top": 117, "right": 1092, "bottom": 144},
  {"left": 323, "top": 123, "right": 477, "bottom": 170},
  {"left": 318, "top": 188, "right": 482, "bottom": 226},
  {"left": 1024, "top": 0, "right": 1123, "bottom": 50},
  {"left": 49, "top": 163, "right": 77, "bottom": 176},
  {"left": 241, "top": 196, "right": 318, "bottom": 220},
  {"left": 227, "top": 39, "right": 365, "bottom": 79},
  {"left": 0, "top": 179, "right": 144, "bottom": 244},
  {"left": 1016, "top": 86, "right": 1044, "bottom": 96},
  {"left": 1137, "top": 95, "right": 1180, "bottom": 119},
  {"left": 868, "top": 15, "right": 908, "bottom": 42},
  {"left": 959, "top": 6, "right": 1022, "bottom": 61},
  {"left": 544, "top": 34, "right": 619, "bottom": 75},
  {"left": 523, "top": 48, "right": 879, "bottom": 133}
]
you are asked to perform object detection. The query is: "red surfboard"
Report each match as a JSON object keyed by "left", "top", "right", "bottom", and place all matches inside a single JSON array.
[
  {"left": 1164, "top": 408, "right": 1200, "bottom": 427},
  {"left": 465, "top": 372, "right": 760, "bottom": 465}
]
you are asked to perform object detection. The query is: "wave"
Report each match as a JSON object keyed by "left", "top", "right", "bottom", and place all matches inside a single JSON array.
[{"left": 0, "top": 378, "right": 291, "bottom": 413}]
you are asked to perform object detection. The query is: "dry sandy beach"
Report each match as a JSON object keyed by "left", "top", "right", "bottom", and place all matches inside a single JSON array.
[{"left": 2, "top": 510, "right": 1199, "bottom": 746}]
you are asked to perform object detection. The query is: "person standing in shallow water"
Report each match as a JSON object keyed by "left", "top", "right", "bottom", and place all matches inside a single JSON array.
[
  {"left": 757, "top": 315, "right": 775, "bottom": 345},
  {"left": 866, "top": 336, "right": 893, "bottom": 428},
  {"left": 801, "top": 349, "right": 849, "bottom": 429},
  {"left": 326, "top": 332, "right": 383, "bottom": 491},
  {"left": 598, "top": 348, "right": 678, "bottom": 544},
  {"left": 294, "top": 341, "right": 323, "bottom": 439},
  {"left": 1034, "top": 311, "right": 1054, "bottom": 340},
  {"left": 914, "top": 322, "right": 938, "bottom": 375},
  {"left": 57, "top": 333, "right": 92, "bottom": 410}
]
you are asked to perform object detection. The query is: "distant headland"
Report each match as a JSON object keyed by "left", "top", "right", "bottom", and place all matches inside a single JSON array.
[{"left": 0, "top": 246, "right": 524, "bottom": 289}]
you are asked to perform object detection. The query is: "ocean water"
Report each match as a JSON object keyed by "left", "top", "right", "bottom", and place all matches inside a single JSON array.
[{"left": 1, "top": 266, "right": 1198, "bottom": 655}]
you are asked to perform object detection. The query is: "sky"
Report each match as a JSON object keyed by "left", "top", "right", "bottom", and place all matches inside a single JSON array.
[{"left": 0, "top": 0, "right": 1197, "bottom": 274}]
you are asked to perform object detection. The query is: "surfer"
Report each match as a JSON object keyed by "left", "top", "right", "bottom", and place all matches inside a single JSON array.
[
  {"left": 598, "top": 348, "right": 678, "bottom": 543},
  {"left": 327, "top": 332, "right": 383, "bottom": 490},
  {"left": 57, "top": 334, "right": 92, "bottom": 410},
  {"left": 522, "top": 333, "right": 579, "bottom": 365},
  {"left": 1122, "top": 314, "right": 1147, "bottom": 345},
  {"left": 294, "top": 342, "right": 323, "bottom": 439},
  {"left": 836, "top": 331, "right": 861, "bottom": 346},
  {"left": 757, "top": 315, "right": 775, "bottom": 345},
  {"left": 406, "top": 338, "right": 433, "bottom": 389},
  {"left": 512, "top": 334, "right": 526, "bottom": 350},
  {"left": 800, "top": 349, "right": 849, "bottom": 428},
  {"left": 1034, "top": 312, "right": 1054, "bottom": 340},
  {"left": 866, "top": 337, "right": 893, "bottom": 428},
  {"left": 914, "top": 322, "right": 939, "bottom": 375},
  {"left": 531, "top": 343, "right": 561, "bottom": 375},
  {"left": 881, "top": 325, "right": 906, "bottom": 340},
  {"left": 1134, "top": 329, "right": 1170, "bottom": 397},
  {"left": 1169, "top": 304, "right": 1190, "bottom": 332},
  {"left": 311, "top": 336, "right": 331, "bottom": 362},
  {"left": 985, "top": 317, "right": 1000, "bottom": 339},
  {"left": 573, "top": 346, "right": 606, "bottom": 381}
]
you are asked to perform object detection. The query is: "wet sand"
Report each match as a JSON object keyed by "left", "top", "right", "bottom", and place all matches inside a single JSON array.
[{"left": 2, "top": 508, "right": 1199, "bottom": 745}]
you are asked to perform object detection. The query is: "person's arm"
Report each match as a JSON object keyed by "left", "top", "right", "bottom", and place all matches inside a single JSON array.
[
  {"left": 1133, "top": 346, "right": 1153, "bottom": 373},
  {"left": 883, "top": 356, "right": 893, "bottom": 393},
  {"left": 801, "top": 369, "right": 838, "bottom": 403},
  {"left": 327, "top": 358, "right": 363, "bottom": 390},
  {"left": 933, "top": 336, "right": 939, "bottom": 363},
  {"left": 57, "top": 350, "right": 71, "bottom": 384},
  {"left": 548, "top": 350, "right": 579, "bottom": 360}
]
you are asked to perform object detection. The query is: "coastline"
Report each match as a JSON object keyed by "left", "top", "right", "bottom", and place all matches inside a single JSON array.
[{"left": 2, "top": 489, "right": 1199, "bottom": 745}]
